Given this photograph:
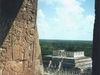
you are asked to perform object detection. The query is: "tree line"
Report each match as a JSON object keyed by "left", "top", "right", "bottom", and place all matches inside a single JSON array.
[{"left": 39, "top": 39, "right": 92, "bottom": 57}]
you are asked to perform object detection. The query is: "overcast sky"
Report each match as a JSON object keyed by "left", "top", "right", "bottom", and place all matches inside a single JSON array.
[{"left": 37, "top": 0, "right": 95, "bottom": 41}]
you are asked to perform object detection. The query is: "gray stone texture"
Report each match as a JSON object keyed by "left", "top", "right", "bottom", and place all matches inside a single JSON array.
[{"left": 0, "top": 0, "right": 44, "bottom": 75}]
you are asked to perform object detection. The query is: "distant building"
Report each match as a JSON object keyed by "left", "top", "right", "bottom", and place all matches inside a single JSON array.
[
  {"left": 53, "top": 50, "right": 66, "bottom": 57},
  {"left": 66, "top": 51, "right": 84, "bottom": 58},
  {"left": 43, "top": 50, "right": 92, "bottom": 72},
  {"left": 53, "top": 50, "right": 85, "bottom": 58}
]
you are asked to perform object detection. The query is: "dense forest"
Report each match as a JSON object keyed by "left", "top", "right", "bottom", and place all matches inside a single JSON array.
[{"left": 39, "top": 39, "right": 92, "bottom": 57}]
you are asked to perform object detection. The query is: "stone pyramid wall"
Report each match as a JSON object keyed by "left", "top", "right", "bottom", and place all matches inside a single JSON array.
[{"left": 0, "top": 0, "right": 44, "bottom": 75}]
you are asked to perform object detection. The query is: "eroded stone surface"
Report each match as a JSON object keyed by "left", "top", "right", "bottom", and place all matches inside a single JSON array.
[{"left": 0, "top": 0, "right": 44, "bottom": 75}]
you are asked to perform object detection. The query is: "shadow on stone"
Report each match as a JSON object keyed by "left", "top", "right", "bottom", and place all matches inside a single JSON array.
[{"left": 0, "top": 0, "right": 24, "bottom": 46}]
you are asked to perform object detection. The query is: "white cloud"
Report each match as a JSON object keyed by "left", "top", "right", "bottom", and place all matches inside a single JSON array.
[
  {"left": 37, "top": 9, "right": 45, "bottom": 20},
  {"left": 37, "top": 9, "right": 55, "bottom": 39},
  {"left": 39, "top": 0, "right": 58, "bottom": 5},
  {"left": 37, "top": 0, "right": 94, "bottom": 40}
]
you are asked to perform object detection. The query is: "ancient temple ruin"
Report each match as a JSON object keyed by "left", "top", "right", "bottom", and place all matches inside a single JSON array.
[
  {"left": 43, "top": 50, "right": 92, "bottom": 71},
  {"left": 0, "top": 0, "right": 44, "bottom": 75}
]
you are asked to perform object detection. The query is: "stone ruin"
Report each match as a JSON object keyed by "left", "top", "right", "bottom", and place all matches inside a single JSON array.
[{"left": 0, "top": 0, "right": 44, "bottom": 75}]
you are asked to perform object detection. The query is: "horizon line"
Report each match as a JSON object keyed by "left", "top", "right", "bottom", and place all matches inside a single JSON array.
[{"left": 39, "top": 39, "right": 93, "bottom": 41}]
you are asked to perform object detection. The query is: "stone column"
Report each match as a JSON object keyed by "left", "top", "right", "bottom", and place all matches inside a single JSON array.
[
  {"left": 92, "top": 0, "right": 100, "bottom": 75},
  {"left": 0, "top": 0, "right": 44, "bottom": 75}
]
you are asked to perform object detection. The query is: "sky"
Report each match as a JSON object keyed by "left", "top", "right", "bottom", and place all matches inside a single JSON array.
[{"left": 37, "top": 0, "right": 95, "bottom": 41}]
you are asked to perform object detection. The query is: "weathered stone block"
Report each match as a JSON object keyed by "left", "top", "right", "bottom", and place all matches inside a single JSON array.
[{"left": 0, "top": 0, "right": 44, "bottom": 75}]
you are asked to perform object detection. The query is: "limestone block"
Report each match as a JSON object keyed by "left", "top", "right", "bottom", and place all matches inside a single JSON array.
[{"left": 0, "top": 0, "right": 44, "bottom": 75}]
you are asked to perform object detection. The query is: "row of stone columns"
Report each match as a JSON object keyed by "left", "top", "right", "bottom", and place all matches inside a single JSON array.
[{"left": 0, "top": 0, "right": 100, "bottom": 75}]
